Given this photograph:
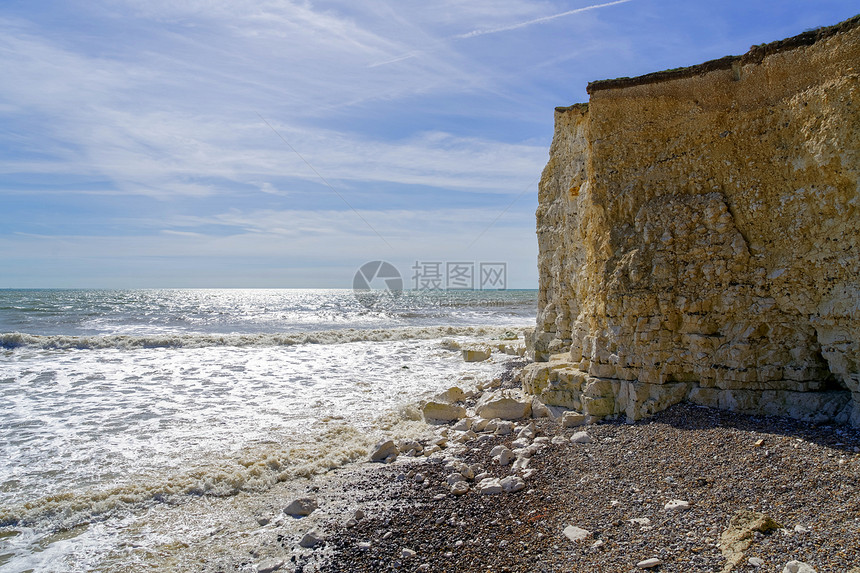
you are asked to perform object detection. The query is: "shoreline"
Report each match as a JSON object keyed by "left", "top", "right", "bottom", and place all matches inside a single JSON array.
[
  {"left": 0, "top": 324, "right": 532, "bottom": 572},
  {"left": 256, "top": 360, "right": 860, "bottom": 573}
]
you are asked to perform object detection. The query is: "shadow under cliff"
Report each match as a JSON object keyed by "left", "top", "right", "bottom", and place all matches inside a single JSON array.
[{"left": 611, "top": 401, "right": 860, "bottom": 455}]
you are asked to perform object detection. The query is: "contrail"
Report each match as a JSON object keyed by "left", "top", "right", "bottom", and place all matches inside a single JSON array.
[
  {"left": 454, "top": 0, "right": 633, "bottom": 39},
  {"left": 368, "top": 50, "right": 424, "bottom": 69},
  {"left": 369, "top": 0, "right": 633, "bottom": 68}
]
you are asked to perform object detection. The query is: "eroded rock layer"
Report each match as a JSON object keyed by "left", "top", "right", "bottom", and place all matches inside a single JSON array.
[{"left": 526, "top": 16, "right": 860, "bottom": 425}]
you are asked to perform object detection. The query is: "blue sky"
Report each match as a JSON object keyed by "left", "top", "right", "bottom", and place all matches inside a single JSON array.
[{"left": 1, "top": 0, "right": 857, "bottom": 288}]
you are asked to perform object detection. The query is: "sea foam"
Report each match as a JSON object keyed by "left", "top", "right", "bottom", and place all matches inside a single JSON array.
[{"left": 0, "top": 325, "right": 522, "bottom": 350}]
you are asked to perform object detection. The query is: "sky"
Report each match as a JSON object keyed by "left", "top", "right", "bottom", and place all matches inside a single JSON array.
[{"left": 0, "top": 0, "right": 857, "bottom": 289}]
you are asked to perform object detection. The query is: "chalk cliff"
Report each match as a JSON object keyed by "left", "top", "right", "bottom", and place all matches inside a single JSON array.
[{"left": 524, "top": 16, "right": 860, "bottom": 425}]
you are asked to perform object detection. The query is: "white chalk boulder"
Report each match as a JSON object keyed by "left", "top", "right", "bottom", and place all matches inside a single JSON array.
[
  {"left": 500, "top": 475, "right": 525, "bottom": 493},
  {"left": 422, "top": 401, "right": 467, "bottom": 422},
  {"left": 477, "top": 478, "right": 503, "bottom": 495},
  {"left": 451, "top": 481, "right": 469, "bottom": 495},
  {"left": 462, "top": 346, "right": 492, "bottom": 362},
  {"left": 369, "top": 439, "right": 399, "bottom": 462},
  {"left": 476, "top": 392, "right": 532, "bottom": 420},
  {"left": 563, "top": 525, "right": 591, "bottom": 542},
  {"left": 299, "top": 529, "right": 324, "bottom": 548},
  {"left": 570, "top": 431, "right": 593, "bottom": 444},
  {"left": 435, "top": 386, "right": 467, "bottom": 403},
  {"left": 561, "top": 411, "right": 587, "bottom": 428},
  {"left": 664, "top": 499, "right": 691, "bottom": 512},
  {"left": 284, "top": 497, "right": 318, "bottom": 517},
  {"left": 783, "top": 561, "right": 817, "bottom": 573}
]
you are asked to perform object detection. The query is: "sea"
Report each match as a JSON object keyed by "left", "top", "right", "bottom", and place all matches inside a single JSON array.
[{"left": 0, "top": 288, "right": 536, "bottom": 572}]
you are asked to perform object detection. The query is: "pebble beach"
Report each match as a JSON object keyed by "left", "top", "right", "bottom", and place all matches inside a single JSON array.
[{"left": 253, "top": 360, "right": 860, "bottom": 573}]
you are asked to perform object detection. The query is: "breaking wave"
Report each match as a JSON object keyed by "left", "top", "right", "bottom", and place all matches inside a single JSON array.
[
  {"left": 0, "top": 325, "right": 525, "bottom": 351},
  {"left": 0, "top": 417, "right": 430, "bottom": 531}
]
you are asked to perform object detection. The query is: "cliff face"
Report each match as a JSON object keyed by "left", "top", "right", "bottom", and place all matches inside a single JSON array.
[{"left": 525, "top": 16, "right": 860, "bottom": 425}]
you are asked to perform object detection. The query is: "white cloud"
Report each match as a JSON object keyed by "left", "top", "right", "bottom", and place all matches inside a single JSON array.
[
  {"left": 0, "top": 203, "right": 539, "bottom": 287},
  {"left": 0, "top": 8, "right": 546, "bottom": 201}
]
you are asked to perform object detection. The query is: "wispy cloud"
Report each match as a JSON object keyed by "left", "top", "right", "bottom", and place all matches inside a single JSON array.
[
  {"left": 5, "top": 0, "right": 850, "bottom": 287},
  {"left": 0, "top": 11, "right": 543, "bottom": 202}
]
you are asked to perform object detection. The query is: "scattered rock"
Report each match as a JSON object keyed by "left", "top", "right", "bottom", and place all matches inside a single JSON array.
[
  {"left": 563, "top": 525, "right": 591, "bottom": 542},
  {"left": 454, "top": 462, "right": 474, "bottom": 480},
  {"left": 401, "top": 548, "right": 416, "bottom": 558},
  {"left": 423, "top": 445, "right": 441, "bottom": 457},
  {"left": 422, "top": 401, "right": 467, "bottom": 422},
  {"left": 357, "top": 541, "right": 372, "bottom": 551},
  {"left": 451, "top": 481, "right": 470, "bottom": 495},
  {"left": 500, "top": 475, "right": 525, "bottom": 492},
  {"left": 561, "top": 411, "right": 587, "bottom": 427},
  {"left": 663, "top": 499, "right": 691, "bottom": 512},
  {"left": 494, "top": 421, "right": 514, "bottom": 435},
  {"left": 629, "top": 517, "right": 651, "bottom": 526},
  {"left": 454, "top": 429, "right": 478, "bottom": 443},
  {"left": 783, "top": 561, "right": 817, "bottom": 573},
  {"left": 435, "top": 386, "right": 467, "bottom": 403},
  {"left": 462, "top": 346, "right": 492, "bottom": 362},
  {"left": 256, "top": 558, "right": 284, "bottom": 573},
  {"left": 476, "top": 392, "right": 532, "bottom": 420},
  {"left": 477, "top": 478, "right": 503, "bottom": 495},
  {"left": 299, "top": 529, "right": 324, "bottom": 548},
  {"left": 749, "top": 557, "right": 764, "bottom": 567},
  {"left": 570, "top": 431, "right": 593, "bottom": 444},
  {"left": 284, "top": 497, "right": 318, "bottom": 517},
  {"left": 369, "top": 440, "right": 398, "bottom": 462},
  {"left": 511, "top": 437, "right": 530, "bottom": 449},
  {"left": 531, "top": 398, "right": 552, "bottom": 418},
  {"left": 637, "top": 557, "right": 663, "bottom": 569},
  {"left": 794, "top": 524, "right": 809, "bottom": 534},
  {"left": 719, "top": 510, "right": 781, "bottom": 573},
  {"left": 517, "top": 422, "right": 536, "bottom": 439},
  {"left": 494, "top": 447, "right": 514, "bottom": 466},
  {"left": 512, "top": 456, "right": 530, "bottom": 471},
  {"left": 483, "top": 419, "right": 500, "bottom": 433},
  {"left": 397, "top": 439, "right": 423, "bottom": 455}
]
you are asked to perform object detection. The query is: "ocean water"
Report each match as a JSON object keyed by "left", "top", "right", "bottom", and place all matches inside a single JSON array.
[{"left": 0, "top": 289, "right": 535, "bottom": 572}]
